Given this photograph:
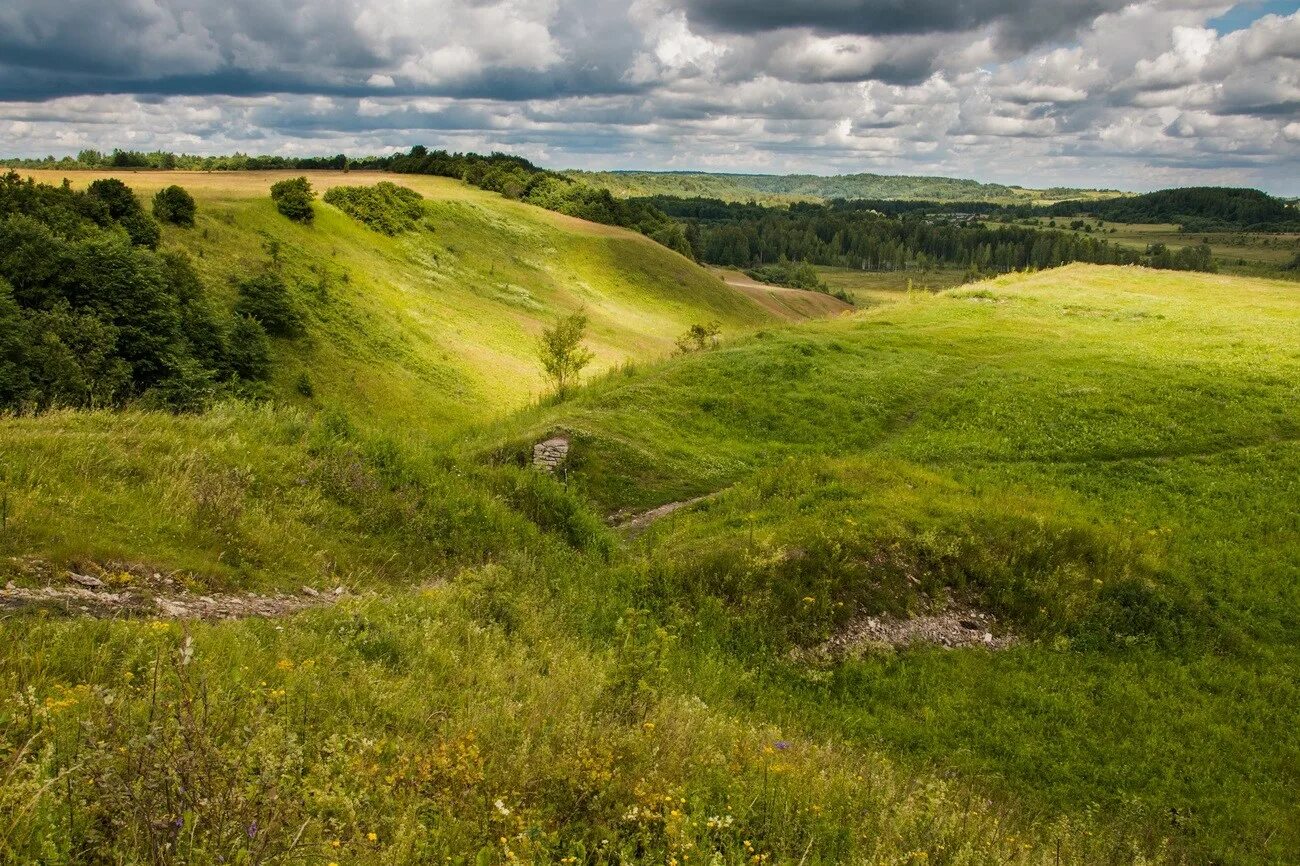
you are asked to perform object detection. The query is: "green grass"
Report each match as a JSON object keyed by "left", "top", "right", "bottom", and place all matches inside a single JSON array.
[
  {"left": 19, "top": 169, "right": 774, "bottom": 434},
  {"left": 1, "top": 204, "right": 1297, "bottom": 865},
  {"left": 483, "top": 264, "right": 1300, "bottom": 860}
]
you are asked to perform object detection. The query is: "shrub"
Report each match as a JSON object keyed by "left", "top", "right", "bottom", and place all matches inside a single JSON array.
[
  {"left": 227, "top": 316, "right": 272, "bottom": 380},
  {"left": 675, "top": 321, "right": 721, "bottom": 354},
  {"left": 152, "top": 185, "right": 197, "bottom": 226},
  {"left": 234, "top": 272, "right": 303, "bottom": 337},
  {"left": 269, "top": 176, "right": 315, "bottom": 223},
  {"left": 537, "top": 310, "right": 593, "bottom": 397},
  {"left": 86, "top": 177, "right": 160, "bottom": 247},
  {"left": 322, "top": 182, "right": 424, "bottom": 234}
]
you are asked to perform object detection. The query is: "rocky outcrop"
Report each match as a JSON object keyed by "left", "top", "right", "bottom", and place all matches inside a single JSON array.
[{"left": 532, "top": 435, "right": 570, "bottom": 472}]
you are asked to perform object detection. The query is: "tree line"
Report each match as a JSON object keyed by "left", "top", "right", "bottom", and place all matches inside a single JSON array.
[
  {"left": 0, "top": 172, "right": 295, "bottom": 413},
  {"left": 642, "top": 197, "right": 1216, "bottom": 276}
]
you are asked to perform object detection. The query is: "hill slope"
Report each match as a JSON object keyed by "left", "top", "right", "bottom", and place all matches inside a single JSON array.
[
  {"left": 1, "top": 263, "right": 1296, "bottom": 862},
  {"left": 18, "top": 169, "right": 780, "bottom": 433},
  {"left": 567, "top": 169, "right": 1126, "bottom": 205},
  {"left": 486, "top": 263, "right": 1299, "bottom": 860}
]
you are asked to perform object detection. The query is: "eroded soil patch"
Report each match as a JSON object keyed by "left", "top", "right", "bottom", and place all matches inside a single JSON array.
[{"left": 802, "top": 607, "right": 1016, "bottom": 659}]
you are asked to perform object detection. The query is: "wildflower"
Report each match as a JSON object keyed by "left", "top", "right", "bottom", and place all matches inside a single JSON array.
[
  {"left": 774, "top": 740, "right": 790, "bottom": 751},
  {"left": 642, "top": 721, "right": 655, "bottom": 732},
  {"left": 367, "top": 831, "right": 378, "bottom": 842},
  {"left": 277, "top": 658, "right": 295, "bottom": 671},
  {"left": 495, "top": 798, "right": 511, "bottom": 816},
  {"left": 801, "top": 596, "right": 815, "bottom": 604}
]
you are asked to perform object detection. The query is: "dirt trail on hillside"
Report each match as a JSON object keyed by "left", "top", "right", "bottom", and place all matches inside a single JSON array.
[
  {"left": 1, "top": 562, "right": 349, "bottom": 621},
  {"left": 714, "top": 270, "right": 852, "bottom": 320},
  {"left": 615, "top": 493, "right": 718, "bottom": 536}
]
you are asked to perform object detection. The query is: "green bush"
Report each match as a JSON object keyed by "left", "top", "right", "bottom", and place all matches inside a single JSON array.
[
  {"left": 234, "top": 272, "right": 304, "bottom": 337},
  {"left": 322, "top": 182, "right": 424, "bottom": 234},
  {"left": 152, "top": 184, "right": 197, "bottom": 226},
  {"left": 87, "top": 177, "right": 161, "bottom": 248},
  {"left": 269, "top": 176, "right": 315, "bottom": 223},
  {"left": 227, "top": 315, "right": 272, "bottom": 380}
]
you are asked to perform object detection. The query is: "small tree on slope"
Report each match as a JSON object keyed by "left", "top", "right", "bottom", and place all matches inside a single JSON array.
[{"left": 537, "top": 310, "right": 593, "bottom": 397}]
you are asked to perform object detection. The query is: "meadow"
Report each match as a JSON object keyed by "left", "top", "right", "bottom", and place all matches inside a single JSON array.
[
  {"left": 0, "top": 168, "right": 1296, "bottom": 864},
  {"left": 994, "top": 216, "right": 1300, "bottom": 280}
]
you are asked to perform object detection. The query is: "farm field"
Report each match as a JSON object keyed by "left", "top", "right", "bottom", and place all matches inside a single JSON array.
[{"left": 993, "top": 216, "right": 1300, "bottom": 277}]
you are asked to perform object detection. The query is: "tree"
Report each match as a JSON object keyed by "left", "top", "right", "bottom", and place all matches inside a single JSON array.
[
  {"left": 269, "top": 176, "right": 315, "bottom": 223},
  {"left": 152, "top": 185, "right": 197, "bottom": 226},
  {"left": 227, "top": 316, "right": 272, "bottom": 381},
  {"left": 86, "top": 178, "right": 160, "bottom": 248},
  {"left": 234, "top": 272, "right": 303, "bottom": 337},
  {"left": 675, "top": 321, "right": 721, "bottom": 354},
  {"left": 537, "top": 310, "right": 593, "bottom": 397}
]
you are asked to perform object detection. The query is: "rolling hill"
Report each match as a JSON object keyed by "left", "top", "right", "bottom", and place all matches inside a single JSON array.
[
  {"left": 566, "top": 169, "right": 1128, "bottom": 205},
  {"left": 14, "top": 169, "right": 787, "bottom": 433},
  {"left": 1, "top": 167, "right": 1296, "bottom": 866}
]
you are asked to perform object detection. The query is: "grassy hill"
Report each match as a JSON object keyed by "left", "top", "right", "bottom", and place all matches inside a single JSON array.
[
  {"left": 566, "top": 170, "right": 1127, "bottom": 205},
  {"left": 16, "top": 169, "right": 777, "bottom": 433},
  {"left": 484, "top": 264, "right": 1300, "bottom": 860},
  {"left": 2, "top": 254, "right": 1297, "bottom": 862}
]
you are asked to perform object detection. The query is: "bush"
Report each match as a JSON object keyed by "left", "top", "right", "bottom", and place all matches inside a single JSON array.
[
  {"left": 86, "top": 177, "right": 160, "bottom": 248},
  {"left": 234, "top": 272, "right": 303, "bottom": 337},
  {"left": 269, "top": 176, "right": 315, "bottom": 223},
  {"left": 152, "top": 185, "right": 197, "bottom": 226},
  {"left": 322, "top": 182, "right": 424, "bottom": 234},
  {"left": 227, "top": 316, "right": 272, "bottom": 380}
]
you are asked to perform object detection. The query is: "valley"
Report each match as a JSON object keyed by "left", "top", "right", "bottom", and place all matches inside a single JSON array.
[{"left": 0, "top": 167, "right": 1296, "bottom": 864}]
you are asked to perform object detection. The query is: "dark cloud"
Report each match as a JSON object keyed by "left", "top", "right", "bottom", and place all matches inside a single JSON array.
[
  {"left": 681, "top": 0, "right": 1128, "bottom": 49},
  {"left": 0, "top": 0, "right": 1295, "bottom": 194}
]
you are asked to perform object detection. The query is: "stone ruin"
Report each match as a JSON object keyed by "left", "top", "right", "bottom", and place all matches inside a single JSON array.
[{"left": 532, "top": 435, "right": 570, "bottom": 473}]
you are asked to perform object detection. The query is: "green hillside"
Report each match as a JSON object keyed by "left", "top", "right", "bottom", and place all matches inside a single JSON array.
[
  {"left": 2, "top": 250, "right": 1297, "bottom": 861},
  {"left": 14, "top": 169, "right": 775, "bottom": 433},
  {"left": 486, "top": 264, "right": 1300, "bottom": 859},
  {"left": 566, "top": 170, "right": 1127, "bottom": 205}
]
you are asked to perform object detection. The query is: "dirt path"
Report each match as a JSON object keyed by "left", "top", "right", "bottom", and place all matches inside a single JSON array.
[
  {"left": 714, "top": 269, "right": 853, "bottom": 320},
  {"left": 1, "top": 570, "right": 348, "bottom": 621},
  {"left": 615, "top": 493, "right": 718, "bottom": 536}
]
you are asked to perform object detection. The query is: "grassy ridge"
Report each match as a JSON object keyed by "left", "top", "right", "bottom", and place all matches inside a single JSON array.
[
  {"left": 488, "top": 264, "right": 1299, "bottom": 860},
  {"left": 16, "top": 170, "right": 774, "bottom": 433},
  {"left": 1, "top": 240, "right": 1297, "bottom": 862},
  {"left": 567, "top": 170, "right": 1126, "bottom": 205}
]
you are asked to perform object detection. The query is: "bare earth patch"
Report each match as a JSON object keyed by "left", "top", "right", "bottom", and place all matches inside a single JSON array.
[
  {"left": 805, "top": 607, "right": 1016, "bottom": 659},
  {"left": 1, "top": 559, "right": 348, "bottom": 621},
  {"left": 614, "top": 494, "right": 717, "bottom": 536}
]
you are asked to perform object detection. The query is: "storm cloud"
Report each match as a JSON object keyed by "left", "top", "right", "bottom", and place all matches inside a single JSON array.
[{"left": 0, "top": 0, "right": 1296, "bottom": 193}]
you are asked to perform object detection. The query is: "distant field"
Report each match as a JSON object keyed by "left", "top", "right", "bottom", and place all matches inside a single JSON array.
[
  {"left": 567, "top": 169, "right": 1129, "bottom": 205},
  {"left": 994, "top": 215, "right": 1300, "bottom": 277}
]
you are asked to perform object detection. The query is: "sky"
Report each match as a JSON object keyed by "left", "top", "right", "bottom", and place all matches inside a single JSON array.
[{"left": 0, "top": 0, "right": 1297, "bottom": 193}]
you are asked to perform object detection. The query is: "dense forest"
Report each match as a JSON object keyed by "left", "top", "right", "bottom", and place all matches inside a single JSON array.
[
  {"left": 645, "top": 197, "right": 1216, "bottom": 275},
  {"left": 848, "top": 188, "right": 1300, "bottom": 231},
  {"left": 1045, "top": 186, "right": 1300, "bottom": 230},
  {"left": 0, "top": 172, "right": 285, "bottom": 412}
]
